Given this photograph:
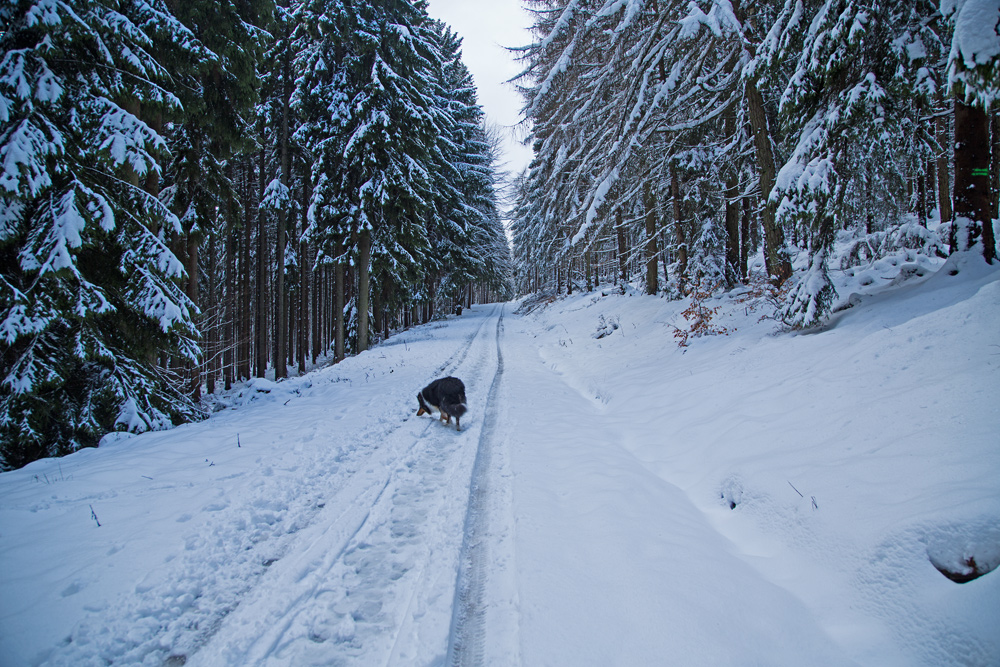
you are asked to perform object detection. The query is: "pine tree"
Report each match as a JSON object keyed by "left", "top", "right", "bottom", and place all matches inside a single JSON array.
[
  {"left": 769, "top": 0, "right": 944, "bottom": 327},
  {"left": 0, "top": 0, "right": 203, "bottom": 468},
  {"left": 427, "top": 24, "right": 510, "bottom": 306},
  {"left": 162, "top": 0, "right": 273, "bottom": 390},
  {"left": 942, "top": 0, "right": 1000, "bottom": 262}
]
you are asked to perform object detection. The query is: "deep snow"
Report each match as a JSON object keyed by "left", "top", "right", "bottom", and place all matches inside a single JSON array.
[{"left": 1, "top": 250, "right": 999, "bottom": 666}]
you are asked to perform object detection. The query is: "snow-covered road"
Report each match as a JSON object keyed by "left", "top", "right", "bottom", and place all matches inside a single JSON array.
[
  {"left": 2, "top": 256, "right": 999, "bottom": 666},
  {"left": 1, "top": 305, "right": 513, "bottom": 666},
  {"left": 189, "top": 305, "right": 508, "bottom": 666}
]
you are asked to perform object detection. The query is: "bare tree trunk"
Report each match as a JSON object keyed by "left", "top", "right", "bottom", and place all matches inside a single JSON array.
[
  {"left": 725, "top": 173, "right": 740, "bottom": 285},
  {"left": 992, "top": 109, "right": 1000, "bottom": 224},
  {"left": 185, "top": 231, "right": 201, "bottom": 400},
  {"left": 953, "top": 98, "right": 995, "bottom": 261},
  {"left": 917, "top": 165, "right": 927, "bottom": 225},
  {"left": 335, "top": 238, "right": 345, "bottom": 362},
  {"left": 204, "top": 230, "right": 215, "bottom": 395},
  {"left": 746, "top": 80, "right": 792, "bottom": 283},
  {"left": 240, "top": 165, "right": 252, "bottom": 381},
  {"left": 312, "top": 261, "right": 321, "bottom": 364},
  {"left": 660, "top": 229, "right": 670, "bottom": 290},
  {"left": 616, "top": 208, "right": 628, "bottom": 292},
  {"left": 256, "top": 148, "right": 268, "bottom": 379},
  {"left": 740, "top": 197, "right": 751, "bottom": 281},
  {"left": 224, "top": 217, "right": 235, "bottom": 391},
  {"left": 643, "top": 182, "right": 659, "bottom": 295},
  {"left": 372, "top": 281, "right": 382, "bottom": 343},
  {"left": 937, "top": 112, "right": 953, "bottom": 225},
  {"left": 274, "top": 53, "right": 291, "bottom": 380},
  {"left": 298, "top": 176, "right": 310, "bottom": 374},
  {"left": 382, "top": 281, "right": 391, "bottom": 341},
  {"left": 672, "top": 167, "right": 688, "bottom": 292},
  {"left": 357, "top": 228, "right": 372, "bottom": 352},
  {"left": 926, "top": 159, "right": 937, "bottom": 227},
  {"left": 724, "top": 107, "right": 740, "bottom": 285}
]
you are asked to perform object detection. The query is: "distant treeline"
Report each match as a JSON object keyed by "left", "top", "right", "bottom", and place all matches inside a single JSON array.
[
  {"left": 511, "top": 0, "right": 998, "bottom": 324},
  {"left": 0, "top": 0, "right": 513, "bottom": 469}
]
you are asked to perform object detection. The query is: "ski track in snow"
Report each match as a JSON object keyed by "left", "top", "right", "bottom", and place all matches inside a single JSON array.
[
  {"left": 187, "top": 304, "right": 506, "bottom": 666},
  {"left": 10, "top": 305, "right": 506, "bottom": 667}
]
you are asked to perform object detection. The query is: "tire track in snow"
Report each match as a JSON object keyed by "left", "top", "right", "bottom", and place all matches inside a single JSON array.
[{"left": 447, "top": 304, "right": 511, "bottom": 667}]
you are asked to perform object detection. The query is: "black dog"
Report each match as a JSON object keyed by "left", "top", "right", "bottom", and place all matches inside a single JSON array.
[{"left": 416, "top": 377, "right": 467, "bottom": 431}]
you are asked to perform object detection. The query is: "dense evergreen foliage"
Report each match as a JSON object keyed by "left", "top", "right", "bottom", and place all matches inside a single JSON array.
[
  {"left": 0, "top": 0, "right": 512, "bottom": 469},
  {"left": 510, "top": 0, "right": 999, "bottom": 326}
]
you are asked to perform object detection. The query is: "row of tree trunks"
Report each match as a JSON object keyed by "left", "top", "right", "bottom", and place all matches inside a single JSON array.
[{"left": 522, "top": 95, "right": 998, "bottom": 300}]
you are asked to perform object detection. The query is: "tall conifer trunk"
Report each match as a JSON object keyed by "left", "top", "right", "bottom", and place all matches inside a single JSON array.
[
  {"left": 224, "top": 218, "right": 235, "bottom": 391},
  {"left": 335, "top": 238, "right": 345, "bottom": 362},
  {"left": 740, "top": 197, "right": 751, "bottom": 282},
  {"left": 256, "top": 148, "right": 268, "bottom": 379},
  {"left": 206, "top": 231, "right": 217, "bottom": 396},
  {"left": 953, "top": 99, "right": 995, "bottom": 262},
  {"left": 274, "top": 50, "right": 291, "bottom": 380},
  {"left": 298, "top": 178, "right": 310, "bottom": 374},
  {"left": 724, "top": 108, "right": 740, "bottom": 285},
  {"left": 725, "top": 174, "right": 740, "bottom": 285},
  {"left": 992, "top": 110, "right": 1000, "bottom": 225},
  {"left": 746, "top": 81, "right": 792, "bottom": 283},
  {"left": 643, "top": 182, "right": 659, "bottom": 295},
  {"left": 186, "top": 233, "right": 200, "bottom": 401},
  {"left": 616, "top": 208, "right": 628, "bottom": 292},
  {"left": 357, "top": 228, "right": 372, "bottom": 352},
  {"left": 672, "top": 167, "right": 688, "bottom": 292},
  {"left": 241, "top": 164, "right": 252, "bottom": 381},
  {"left": 937, "top": 113, "right": 953, "bottom": 225}
]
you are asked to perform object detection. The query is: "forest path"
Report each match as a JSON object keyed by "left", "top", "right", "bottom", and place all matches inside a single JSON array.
[
  {"left": 185, "top": 304, "right": 508, "bottom": 666},
  {"left": 6, "top": 266, "right": 999, "bottom": 667}
]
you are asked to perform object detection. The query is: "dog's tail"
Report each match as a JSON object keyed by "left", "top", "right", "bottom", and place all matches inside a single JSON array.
[{"left": 444, "top": 400, "right": 467, "bottom": 431}]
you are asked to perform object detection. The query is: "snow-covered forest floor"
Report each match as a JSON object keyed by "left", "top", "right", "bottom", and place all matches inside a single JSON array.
[{"left": 1, "top": 236, "right": 999, "bottom": 666}]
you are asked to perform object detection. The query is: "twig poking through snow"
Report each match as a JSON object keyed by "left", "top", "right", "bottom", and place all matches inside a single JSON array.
[
  {"left": 89, "top": 505, "right": 101, "bottom": 527},
  {"left": 788, "top": 481, "right": 804, "bottom": 497}
]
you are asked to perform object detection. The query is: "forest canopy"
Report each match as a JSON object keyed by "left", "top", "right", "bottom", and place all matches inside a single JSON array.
[
  {"left": 0, "top": 0, "right": 513, "bottom": 469},
  {"left": 509, "top": 0, "right": 999, "bottom": 326}
]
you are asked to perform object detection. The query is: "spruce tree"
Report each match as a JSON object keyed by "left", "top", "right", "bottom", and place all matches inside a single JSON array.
[{"left": 0, "top": 0, "right": 204, "bottom": 468}]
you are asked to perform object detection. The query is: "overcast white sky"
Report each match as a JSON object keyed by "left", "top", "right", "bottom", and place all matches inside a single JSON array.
[{"left": 425, "top": 0, "right": 535, "bottom": 177}]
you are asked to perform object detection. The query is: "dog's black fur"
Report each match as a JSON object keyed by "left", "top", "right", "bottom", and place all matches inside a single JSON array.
[{"left": 416, "top": 376, "right": 467, "bottom": 431}]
